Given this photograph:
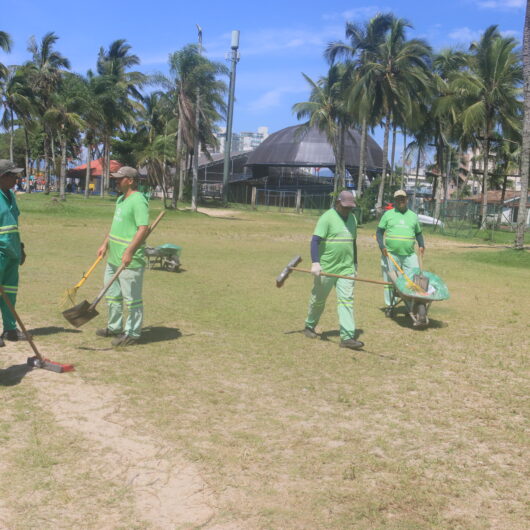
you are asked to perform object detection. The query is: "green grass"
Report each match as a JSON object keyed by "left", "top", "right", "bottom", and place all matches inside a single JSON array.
[{"left": 0, "top": 193, "right": 529, "bottom": 529}]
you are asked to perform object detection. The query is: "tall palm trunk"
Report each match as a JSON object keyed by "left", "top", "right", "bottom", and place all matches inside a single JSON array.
[
  {"left": 332, "top": 125, "right": 346, "bottom": 202},
  {"left": 480, "top": 122, "right": 492, "bottom": 228},
  {"left": 44, "top": 133, "right": 51, "bottom": 194},
  {"left": 390, "top": 124, "right": 397, "bottom": 186},
  {"left": 376, "top": 113, "right": 391, "bottom": 213},
  {"left": 23, "top": 126, "right": 31, "bottom": 192},
  {"left": 191, "top": 90, "right": 200, "bottom": 212},
  {"left": 515, "top": 0, "right": 530, "bottom": 248},
  {"left": 176, "top": 119, "right": 184, "bottom": 205},
  {"left": 84, "top": 145, "right": 92, "bottom": 199},
  {"left": 59, "top": 132, "right": 67, "bottom": 201},
  {"left": 100, "top": 141, "right": 106, "bottom": 197},
  {"left": 9, "top": 109, "right": 14, "bottom": 162},
  {"left": 357, "top": 119, "right": 367, "bottom": 198},
  {"left": 412, "top": 148, "right": 421, "bottom": 207},
  {"left": 401, "top": 130, "right": 407, "bottom": 189}
]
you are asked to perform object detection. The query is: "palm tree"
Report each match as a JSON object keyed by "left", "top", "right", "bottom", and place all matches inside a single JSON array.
[
  {"left": 326, "top": 13, "right": 394, "bottom": 197},
  {"left": 515, "top": 1, "right": 530, "bottom": 249},
  {"left": 25, "top": 32, "right": 71, "bottom": 193},
  {"left": 447, "top": 26, "right": 522, "bottom": 226},
  {"left": 43, "top": 73, "right": 87, "bottom": 200},
  {"left": 1, "top": 66, "right": 33, "bottom": 162},
  {"left": 157, "top": 45, "right": 227, "bottom": 207},
  {"left": 351, "top": 17, "right": 432, "bottom": 213},
  {"left": 293, "top": 65, "right": 351, "bottom": 199},
  {"left": 95, "top": 39, "right": 146, "bottom": 194},
  {"left": 0, "top": 30, "right": 12, "bottom": 80}
]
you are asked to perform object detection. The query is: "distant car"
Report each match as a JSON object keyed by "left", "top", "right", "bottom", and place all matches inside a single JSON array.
[{"left": 418, "top": 214, "right": 444, "bottom": 227}]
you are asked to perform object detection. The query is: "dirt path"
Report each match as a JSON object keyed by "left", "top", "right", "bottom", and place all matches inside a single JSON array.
[{"left": 2, "top": 349, "right": 221, "bottom": 529}]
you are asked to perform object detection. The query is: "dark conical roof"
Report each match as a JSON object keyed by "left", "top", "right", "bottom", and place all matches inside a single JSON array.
[{"left": 245, "top": 125, "right": 383, "bottom": 171}]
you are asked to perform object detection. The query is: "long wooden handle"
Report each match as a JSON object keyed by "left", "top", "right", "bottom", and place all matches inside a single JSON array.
[
  {"left": 290, "top": 267, "right": 392, "bottom": 286},
  {"left": 75, "top": 255, "right": 103, "bottom": 289},
  {"left": 89, "top": 210, "right": 166, "bottom": 310},
  {"left": 0, "top": 286, "right": 43, "bottom": 361}
]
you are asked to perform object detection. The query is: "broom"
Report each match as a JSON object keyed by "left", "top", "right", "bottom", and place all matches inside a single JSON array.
[{"left": 61, "top": 255, "right": 103, "bottom": 309}]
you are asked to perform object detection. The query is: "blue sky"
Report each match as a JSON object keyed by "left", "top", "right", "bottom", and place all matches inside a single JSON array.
[{"left": 0, "top": 0, "right": 526, "bottom": 154}]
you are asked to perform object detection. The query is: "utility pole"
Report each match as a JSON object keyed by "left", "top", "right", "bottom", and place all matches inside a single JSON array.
[
  {"left": 191, "top": 24, "right": 202, "bottom": 212},
  {"left": 222, "top": 30, "right": 240, "bottom": 203}
]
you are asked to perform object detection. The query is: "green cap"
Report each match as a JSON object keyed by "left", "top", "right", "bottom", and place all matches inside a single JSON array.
[{"left": 0, "top": 159, "right": 24, "bottom": 177}]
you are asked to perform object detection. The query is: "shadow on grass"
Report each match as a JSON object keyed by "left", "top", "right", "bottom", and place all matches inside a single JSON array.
[
  {"left": 0, "top": 363, "right": 32, "bottom": 386},
  {"left": 29, "top": 326, "right": 82, "bottom": 336},
  {"left": 77, "top": 326, "right": 183, "bottom": 351},
  {"left": 139, "top": 326, "right": 182, "bottom": 343}
]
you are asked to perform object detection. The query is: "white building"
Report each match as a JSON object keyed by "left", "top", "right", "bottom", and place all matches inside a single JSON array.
[{"left": 212, "top": 126, "right": 269, "bottom": 154}]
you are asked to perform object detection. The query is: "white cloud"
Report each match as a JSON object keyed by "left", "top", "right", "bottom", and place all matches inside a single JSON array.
[
  {"left": 206, "top": 26, "right": 344, "bottom": 59},
  {"left": 475, "top": 0, "right": 524, "bottom": 8},
  {"left": 322, "top": 6, "right": 384, "bottom": 22},
  {"left": 448, "top": 27, "right": 482, "bottom": 42},
  {"left": 247, "top": 86, "right": 307, "bottom": 113}
]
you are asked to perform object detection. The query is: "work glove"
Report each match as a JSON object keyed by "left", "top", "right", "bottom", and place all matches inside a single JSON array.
[
  {"left": 311, "top": 262, "right": 322, "bottom": 277},
  {"left": 380, "top": 248, "right": 389, "bottom": 257},
  {"left": 20, "top": 242, "right": 26, "bottom": 266}
]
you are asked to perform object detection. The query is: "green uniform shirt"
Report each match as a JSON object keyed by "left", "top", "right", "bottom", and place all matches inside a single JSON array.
[
  {"left": 378, "top": 208, "right": 422, "bottom": 256},
  {"left": 314, "top": 208, "right": 357, "bottom": 275},
  {"left": 0, "top": 190, "right": 21, "bottom": 260},
  {"left": 108, "top": 192, "right": 149, "bottom": 269}
]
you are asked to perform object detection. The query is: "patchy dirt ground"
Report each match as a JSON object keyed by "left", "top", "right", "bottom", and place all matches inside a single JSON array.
[{"left": 0, "top": 347, "right": 234, "bottom": 529}]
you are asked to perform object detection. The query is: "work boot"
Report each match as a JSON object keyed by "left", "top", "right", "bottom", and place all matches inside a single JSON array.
[
  {"left": 0, "top": 337, "right": 4, "bottom": 347},
  {"left": 339, "top": 338, "right": 365, "bottom": 350},
  {"left": 2, "top": 329, "right": 27, "bottom": 341},
  {"left": 303, "top": 327, "right": 318, "bottom": 339},
  {"left": 95, "top": 328, "right": 122, "bottom": 338},
  {"left": 111, "top": 334, "right": 139, "bottom": 347}
]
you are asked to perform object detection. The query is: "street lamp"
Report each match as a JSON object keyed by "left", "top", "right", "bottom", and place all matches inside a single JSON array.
[{"left": 222, "top": 30, "right": 240, "bottom": 203}]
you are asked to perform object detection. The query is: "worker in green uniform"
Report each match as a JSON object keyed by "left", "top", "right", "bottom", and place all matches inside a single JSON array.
[
  {"left": 376, "top": 190, "right": 425, "bottom": 316},
  {"left": 0, "top": 160, "right": 27, "bottom": 347},
  {"left": 96, "top": 167, "right": 149, "bottom": 346},
  {"left": 304, "top": 190, "right": 364, "bottom": 350}
]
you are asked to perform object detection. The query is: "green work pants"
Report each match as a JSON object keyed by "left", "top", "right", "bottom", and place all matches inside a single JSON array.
[
  {"left": 0, "top": 252, "right": 19, "bottom": 331},
  {"left": 381, "top": 252, "right": 418, "bottom": 308},
  {"left": 104, "top": 263, "right": 144, "bottom": 339},
  {"left": 305, "top": 275, "right": 355, "bottom": 341}
]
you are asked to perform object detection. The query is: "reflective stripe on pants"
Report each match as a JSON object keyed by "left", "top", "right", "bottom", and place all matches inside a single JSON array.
[
  {"left": 104, "top": 263, "right": 144, "bottom": 338},
  {"left": 305, "top": 275, "right": 356, "bottom": 341},
  {"left": 0, "top": 253, "right": 19, "bottom": 331}
]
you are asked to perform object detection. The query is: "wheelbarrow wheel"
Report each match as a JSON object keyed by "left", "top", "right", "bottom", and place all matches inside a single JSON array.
[{"left": 416, "top": 303, "right": 428, "bottom": 326}]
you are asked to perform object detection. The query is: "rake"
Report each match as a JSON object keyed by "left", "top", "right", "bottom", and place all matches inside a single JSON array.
[{"left": 61, "top": 255, "right": 103, "bottom": 309}]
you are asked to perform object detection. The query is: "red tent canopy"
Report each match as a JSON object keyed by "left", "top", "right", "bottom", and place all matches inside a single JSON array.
[{"left": 68, "top": 158, "right": 123, "bottom": 177}]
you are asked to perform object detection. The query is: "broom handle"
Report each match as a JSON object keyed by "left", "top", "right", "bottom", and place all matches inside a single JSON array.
[
  {"left": 0, "top": 286, "right": 44, "bottom": 362},
  {"left": 89, "top": 210, "right": 166, "bottom": 310},
  {"left": 74, "top": 255, "right": 103, "bottom": 289},
  {"left": 289, "top": 267, "right": 392, "bottom": 286}
]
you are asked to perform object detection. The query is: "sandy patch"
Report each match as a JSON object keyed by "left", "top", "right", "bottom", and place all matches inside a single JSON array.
[{"left": 2, "top": 349, "right": 216, "bottom": 529}]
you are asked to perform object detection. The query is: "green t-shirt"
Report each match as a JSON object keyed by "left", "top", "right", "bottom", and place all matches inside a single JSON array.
[
  {"left": 378, "top": 208, "right": 422, "bottom": 256},
  {"left": 314, "top": 208, "right": 357, "bottom": 275},
  {"left": 108, "top": 191, "right": 149, "bottom": 268}
]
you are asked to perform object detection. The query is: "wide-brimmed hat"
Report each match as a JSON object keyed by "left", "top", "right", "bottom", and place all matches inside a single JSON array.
[
  {"left": 337, "top": 190, "right": 356, "bottom": 207},
  {"left": 110, "top": 166, "right": 139, "bottom": 179},
  {"left": 394, "top": 189, "right": 407, "bottom": 198},
  {"left": 0, "top": 159, "right": 24, "bottom": 177}
]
